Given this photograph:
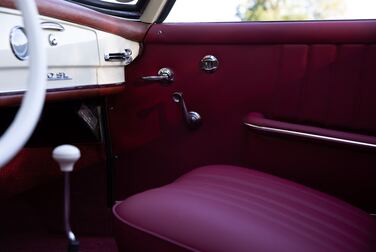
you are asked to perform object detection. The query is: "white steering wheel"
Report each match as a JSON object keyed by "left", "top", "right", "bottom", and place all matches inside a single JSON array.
[{"left": 0, "top": 1, "right": 46, "bottom": 168}]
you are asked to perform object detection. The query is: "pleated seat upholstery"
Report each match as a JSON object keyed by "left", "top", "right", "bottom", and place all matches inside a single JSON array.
[{"left": 113, "top": 165, "right": 376, "bottom": 252}]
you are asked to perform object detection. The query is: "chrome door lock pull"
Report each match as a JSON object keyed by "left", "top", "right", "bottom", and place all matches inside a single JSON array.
[
  {"left": 104, "top": 49, "right": 133, "bottom": 64},
  {"left": 172, "top": 92, "right": 202, "bottom": 129},
  {"left": 142, "top": 68, "right": 174, "bottom": 84}
]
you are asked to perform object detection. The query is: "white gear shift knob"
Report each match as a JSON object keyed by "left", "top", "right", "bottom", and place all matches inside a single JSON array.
[{"left": 53, "top": 145, "right": 81, "bottom": 172}]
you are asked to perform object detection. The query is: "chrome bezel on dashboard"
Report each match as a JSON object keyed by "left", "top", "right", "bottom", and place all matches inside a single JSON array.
[{"left": 9, "top": 26, "right": 29, "bottom": 61}]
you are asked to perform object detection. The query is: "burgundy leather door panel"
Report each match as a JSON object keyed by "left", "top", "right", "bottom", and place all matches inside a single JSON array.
[
  {"left": 108, "top": 21, "right": 376, "bottom": 211},
  {"left": 146, "top": 21, "right": 376, "bottom": 44}
]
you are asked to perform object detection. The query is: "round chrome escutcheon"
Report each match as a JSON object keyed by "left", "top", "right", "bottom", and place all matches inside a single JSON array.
[
  {"left": 201, "top": 55, "right": 219, "bottom": 73},
  {"left": 10, "top": 26, "right": 29, "bottom": 61}
]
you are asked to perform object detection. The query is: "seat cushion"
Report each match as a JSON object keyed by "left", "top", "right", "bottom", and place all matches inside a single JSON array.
[{"left": 113, "top": 165, "right": 376, "bottom": 252}]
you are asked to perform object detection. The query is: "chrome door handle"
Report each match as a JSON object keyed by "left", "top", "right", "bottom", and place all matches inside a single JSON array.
[
  {"left": 104, "top": 49, "right": 133, "bottom": 64},
  {"left": 41, "top": 21, "right": 65, "bottom": 31},
  {"left": 172, "top": 92, "right": 202, "bottom": 129},
  {"left": 142, "top": 68, "right": 174, "bottom": 83}
]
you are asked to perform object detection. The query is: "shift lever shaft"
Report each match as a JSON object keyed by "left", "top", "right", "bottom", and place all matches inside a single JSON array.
[{"left": 53, "top": 145, "right": 81, "bottom": 252}]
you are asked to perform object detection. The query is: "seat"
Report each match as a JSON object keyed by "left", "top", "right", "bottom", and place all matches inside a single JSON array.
[{"left": 113, "top": 165, "right": 376, "bottom": 252}]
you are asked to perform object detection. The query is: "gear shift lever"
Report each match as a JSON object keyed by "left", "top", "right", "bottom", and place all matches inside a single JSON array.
[{"left": 53, "top": 145, "right": 81, "bottom": 252}]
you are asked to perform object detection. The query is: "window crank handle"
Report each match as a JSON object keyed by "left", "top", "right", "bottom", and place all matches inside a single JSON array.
[{"left": 172, "top": 92, "right": 202, "bottom": 129}]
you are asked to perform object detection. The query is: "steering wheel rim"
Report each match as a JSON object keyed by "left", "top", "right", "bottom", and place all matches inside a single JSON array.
[{"left": 0, "top": 1, "right": 47, "bottom": 168}]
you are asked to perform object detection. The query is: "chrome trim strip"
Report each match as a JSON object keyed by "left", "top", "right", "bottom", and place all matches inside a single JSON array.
[
  {"left": 244, "top": 122, "right": 376, "bottom": 149},
  {"left": 0, "top": 83, "right": 124, "bottom": 97},
  {"left": 40, "top": 21, "right": 65, "bottom": 31}
]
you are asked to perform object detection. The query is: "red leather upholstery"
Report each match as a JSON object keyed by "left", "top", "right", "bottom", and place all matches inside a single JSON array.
[
  {"left": 113, "top": 165, "right": 376, "bottom": 252},
  {"left": 108, "top": 21, "right": 376, "bottom": 211}
]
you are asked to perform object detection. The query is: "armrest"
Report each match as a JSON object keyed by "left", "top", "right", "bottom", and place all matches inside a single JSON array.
[{"left": 244, "top": 112, "right": 376, "bottom": 149}]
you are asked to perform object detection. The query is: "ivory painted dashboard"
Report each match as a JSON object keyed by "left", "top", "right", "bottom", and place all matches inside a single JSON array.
[{"left": 0, "top": 7, "right": 140, "bottom": 93}]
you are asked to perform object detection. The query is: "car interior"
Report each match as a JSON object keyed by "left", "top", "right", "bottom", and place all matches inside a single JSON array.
[{"left": 0, "top": 0, "right": 375, "bottom": 251}]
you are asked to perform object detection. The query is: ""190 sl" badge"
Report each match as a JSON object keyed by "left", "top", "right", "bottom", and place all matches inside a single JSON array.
[{"left": 47, "top": 72, "right": 72, "bottom": 81}]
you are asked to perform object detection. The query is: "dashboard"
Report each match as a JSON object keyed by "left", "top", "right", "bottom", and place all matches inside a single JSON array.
[{"left": 0, "top": 7, "right": 140, "bottom": 94}]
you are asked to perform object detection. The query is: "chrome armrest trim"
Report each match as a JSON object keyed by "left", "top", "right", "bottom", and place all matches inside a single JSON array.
[{"left": 244, "top": 122, "right": 376, "bottom": 149}]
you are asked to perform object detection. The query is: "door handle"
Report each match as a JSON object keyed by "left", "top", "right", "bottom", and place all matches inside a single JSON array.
[
  {"left": 142, "top": 68, "right": 174, "bottom": 83},
  {"left": 104, "top": 49, "right": 133, "bottom": 64}
]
